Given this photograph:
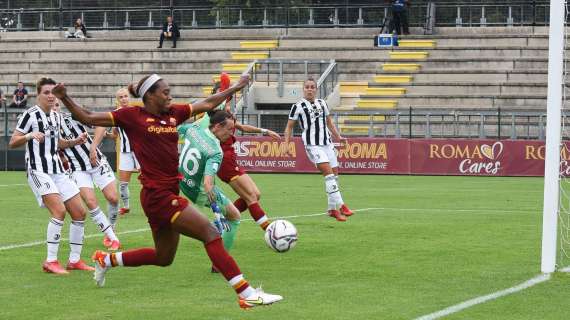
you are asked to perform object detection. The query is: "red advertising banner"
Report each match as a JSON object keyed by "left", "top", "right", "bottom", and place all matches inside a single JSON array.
[
  {"left": 234, "top": 137, "right": 409, "bottom": 174},
  {"left": 233, "top": 136, "right": 570, "bottom": 177}
]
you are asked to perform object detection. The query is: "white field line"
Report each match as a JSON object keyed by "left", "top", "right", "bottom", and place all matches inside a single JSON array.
[
  {"left": 0, "top": 183, "right": 28, "bottom": 187},
  {"left": 0, "top": 207, "right": 381, "bottom": 251},
  {"left": 414, "top": 274, "right": 552, "bottom": 320}
]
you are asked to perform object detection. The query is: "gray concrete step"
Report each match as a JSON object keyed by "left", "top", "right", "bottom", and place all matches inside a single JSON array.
[
  {"left": 344, "top": 95, "right": 546, "bottom": 109},
  {"left": 367, "top": 82, "right": 548, "bottom": 96}
]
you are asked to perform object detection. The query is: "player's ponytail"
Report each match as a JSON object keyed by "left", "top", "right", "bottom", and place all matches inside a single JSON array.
[
  {"left": 128, "top": 82, "right": 140, "bottom": 98},
  {"left": 129, "top": 75, "right": 162, "bottom": 102}
]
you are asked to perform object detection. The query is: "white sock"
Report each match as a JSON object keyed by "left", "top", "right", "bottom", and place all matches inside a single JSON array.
[
  {"left": 119, "top": 182, "right": 129, "bottom": 209},
  {"left": 325, "top": 174, "right": 342, "bottom": 210},
  {"left": 107, "top": 202, "right": 119, "bottom": 227},
  {"left": 46, "top": 218, "right": 64, "bottom": 261},
  {"left": 68, "top": 220, "right": 84, "bottom": 263},
  {"left": 103, "top": 252, "right": 123, "bottom": 267},
  {"left": 89, "top": 207, "right": 118, "bottom": 241},
  {"left": 229, "top": 274, "right": 255, "bottom": 299}
]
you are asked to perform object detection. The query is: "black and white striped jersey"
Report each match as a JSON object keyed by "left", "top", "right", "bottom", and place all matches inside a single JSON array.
[
  {"left": 15, "top": 105, "right": 65, "bottom": 174},
  {"left": 289, "top": 98, "right": 332, "bottom": 146},
  {"left": 59, "top": 113, "right": 103, "bottom": 171},
  {"left": 117, "top": 127, "right": 132, "bottom": 153}
]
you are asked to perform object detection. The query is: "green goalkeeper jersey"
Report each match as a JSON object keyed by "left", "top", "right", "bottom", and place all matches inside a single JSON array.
[{"left": 178, "top": 122, "right": 223, "bottom": 204}]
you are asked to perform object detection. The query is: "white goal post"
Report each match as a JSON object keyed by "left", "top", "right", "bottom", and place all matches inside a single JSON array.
[{"left": 541, "top": 0, "right": 566, "bottom": 273}]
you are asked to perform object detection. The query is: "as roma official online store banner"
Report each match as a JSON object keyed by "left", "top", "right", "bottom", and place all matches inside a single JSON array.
[{"left": 233, "top": 136, "right": 570, "bottom": 177}]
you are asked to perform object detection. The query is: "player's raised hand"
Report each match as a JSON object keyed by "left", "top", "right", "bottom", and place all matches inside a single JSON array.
[
  {"left": 234, "top": 73, "right": 250, "bottom": 90},
  {"left": 266, "top": 129, "right": 281, "bottom": 140},
  {"left": 52, "top": 83, "right": 67, "bottom": 99}
]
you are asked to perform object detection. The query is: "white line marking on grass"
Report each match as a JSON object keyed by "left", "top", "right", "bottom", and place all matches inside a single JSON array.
[
  {"left": 0, "top": 207, "right": 381, "bottom": 251},
  {"left": 0, "top": 183, "right": 27, "bottom": 187},
  {"left": 414, "top": 274, "right": 551, "bottom": 320}
]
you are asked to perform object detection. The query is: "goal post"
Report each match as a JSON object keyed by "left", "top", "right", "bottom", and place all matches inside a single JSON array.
[{"left": 541, "top": 0, "right": 565, "bottom": 274}]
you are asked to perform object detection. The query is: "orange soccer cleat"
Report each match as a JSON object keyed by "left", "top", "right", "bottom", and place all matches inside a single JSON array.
[
  {"left": 119, "top": 207, "right": 130, "bottom": 215},
  {"left": 42, "top": 260, "right": 69, "bottom": 275},
  {"left": 103, "top": 235, "right": 112, "bottom": 248},
  {"left": 92, "top": 250, "right": 110, "bottom": 287},
  {"left": 340, "top": 204, "right": 353, "bottom": 217},
  {"left": 108, "top": 240, "right": 121, "bottom": 251},
  {"left": 66, "top": 260, "right": 95, "bottom": 271},
  {"left": 327, "top": 209, "right": 347, "bottom": 222}
]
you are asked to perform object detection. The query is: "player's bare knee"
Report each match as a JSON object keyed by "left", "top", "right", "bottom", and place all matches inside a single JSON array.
[
  {"left": 227, "top": 207, "right": 240, "bottom": 221},
  {"left": 106, "top": 195, "right": 119, "bottom": 206},
  {"left": 85, "top": 197, "right": 98, "bottom": 210}
]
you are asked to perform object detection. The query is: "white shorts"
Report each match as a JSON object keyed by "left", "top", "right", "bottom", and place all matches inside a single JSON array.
[
  {"left": 305, "top": 144, "right": 338, "bottom": 168},
  {"left": 119, "top": 152, "right": 140, "bottom": 172},
  {"left": 27, "top": 170, "right": 80, "bottom": 208},
  {"left": 72, "top": 160, "right": 115, "bottom": 190}
]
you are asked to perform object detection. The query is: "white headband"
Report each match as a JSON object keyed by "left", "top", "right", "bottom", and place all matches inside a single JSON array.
[{"left": 138, "top": 74, "right": 162, "bottom": 97}]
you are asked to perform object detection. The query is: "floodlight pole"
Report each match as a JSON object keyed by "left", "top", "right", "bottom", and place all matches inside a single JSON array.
[{"left": 541, "top": 0, "right": 565, "bottom": 273}]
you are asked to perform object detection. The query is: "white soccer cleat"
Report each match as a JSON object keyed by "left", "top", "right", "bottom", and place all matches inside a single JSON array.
[
  {"left": 91, "top": 250, "right": 109, "bottom": 287},
  {"left": 239, "top": 287, "right": 283, "bottom": 309}
]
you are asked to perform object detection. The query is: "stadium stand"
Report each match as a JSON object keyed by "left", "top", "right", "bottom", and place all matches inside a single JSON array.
[{"left": 0, "top": 23, "right": 554, "bottom": 138}]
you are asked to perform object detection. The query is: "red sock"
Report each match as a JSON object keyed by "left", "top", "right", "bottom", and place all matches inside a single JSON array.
[
  {"left": 204, "top": 237, "right": 241, "bottom": 281},
  {"left": 248, "top": 202, "right": 267, "bottom": 222},
  {"left": 248, "top": 202, "right": 270, "bottom": 230},
  {"left": 233, "top": 198, "right": 248, "bottom": 213},
  {"left": 121, "top": 248, "right": 159, "bottom": 266}
]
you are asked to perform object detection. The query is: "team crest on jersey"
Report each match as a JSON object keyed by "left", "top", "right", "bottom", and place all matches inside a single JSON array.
[
  {"left": 169, "top": 117, "right": 176, "bottom": 125},
  {"left": 146, "top": 118, "right": 155, "bottom": 122},
  {"left": 171, "top": 199, "right": 179, "bottom": 207}
]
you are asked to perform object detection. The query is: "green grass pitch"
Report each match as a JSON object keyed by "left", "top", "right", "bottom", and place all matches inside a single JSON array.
[{"left": 1, "top": 171, "right": 569, "bottom": 319}]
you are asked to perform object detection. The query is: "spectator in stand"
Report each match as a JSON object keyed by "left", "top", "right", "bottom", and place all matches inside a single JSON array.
[
  {"left": 389, "top": 0, "right": 410, "bottom": 35},
  {"left": 65, "top": 18, "right": 87, "bottom": 39},
  {"left": 157, "top": 16, "right": 180, "bottom": 49},
  {"left": 9, "top": 82, "right": 28, "bottom": 108}
]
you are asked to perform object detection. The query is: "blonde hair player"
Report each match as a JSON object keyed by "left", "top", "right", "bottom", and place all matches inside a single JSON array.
[
  {"left": 93, "top": 88, "right": 140, "bottom": 219},
  {"left": 284, "top": 77, "right": 353, "bottom": 222}
]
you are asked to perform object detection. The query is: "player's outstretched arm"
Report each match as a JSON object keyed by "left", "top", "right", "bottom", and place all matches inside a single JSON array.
[
  {"left": 191, "top": 73, "right": 250, "bottom": 115},
  {"left": 326, "top": 115, "right": 345, "bottom": 142},
  {"left": 284, "top": 120, "right": 296, "bottom": 144},
  {"left": 236, "top": 122, "right": 280, "bottom": 140},
  {"left": 52, "top": 83, "right": 114, "bottom": 127}
]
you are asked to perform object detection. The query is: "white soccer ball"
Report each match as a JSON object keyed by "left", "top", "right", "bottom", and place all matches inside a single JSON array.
[{"left": 264, "top": 220, "right": 298, "bottom": 253}]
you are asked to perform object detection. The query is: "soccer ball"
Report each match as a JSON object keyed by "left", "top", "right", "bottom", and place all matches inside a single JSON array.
[{"left": 264, "top": 220, "right": 298, "bottom": 253}]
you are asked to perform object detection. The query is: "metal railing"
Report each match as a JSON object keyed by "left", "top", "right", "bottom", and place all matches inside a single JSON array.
[
  {"left": 222, "top": 108, "right": 570, "bottom": 141},
  {"left": 233, "top": 59, "right": 337, "bottom": 124},
  {"left": 0, "top": 2, "right": 553, "bottom": 32}
]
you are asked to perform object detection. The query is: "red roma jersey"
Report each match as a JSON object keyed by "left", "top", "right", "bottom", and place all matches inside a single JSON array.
[{"left": 110, "top": 103, "right": 192, "bottom": 188}]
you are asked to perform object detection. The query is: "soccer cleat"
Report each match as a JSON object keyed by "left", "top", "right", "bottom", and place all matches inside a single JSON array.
[
  {"left": 340, "top": 204, "right": 353, "bottom": 217},
  {"left": 119, "top": 207, "right": 130, "bottom": 215},
  {"left": 327, "top": 209, "right": 347, "bottom": 222},
  {"left": 239, "top": 287, "right": 283, "bottom": 309},
  {"left": 108, "top": 240, "right": 121, "bottom": 251},
  {"left": 42, "top": 260, "right": 69, "bottom": 275},
  {"left": 66, "top": 260, "right": 95, "bottom": 271},
  {"left": 92, "top": 250, "right": 110, "bottom": 287}
]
